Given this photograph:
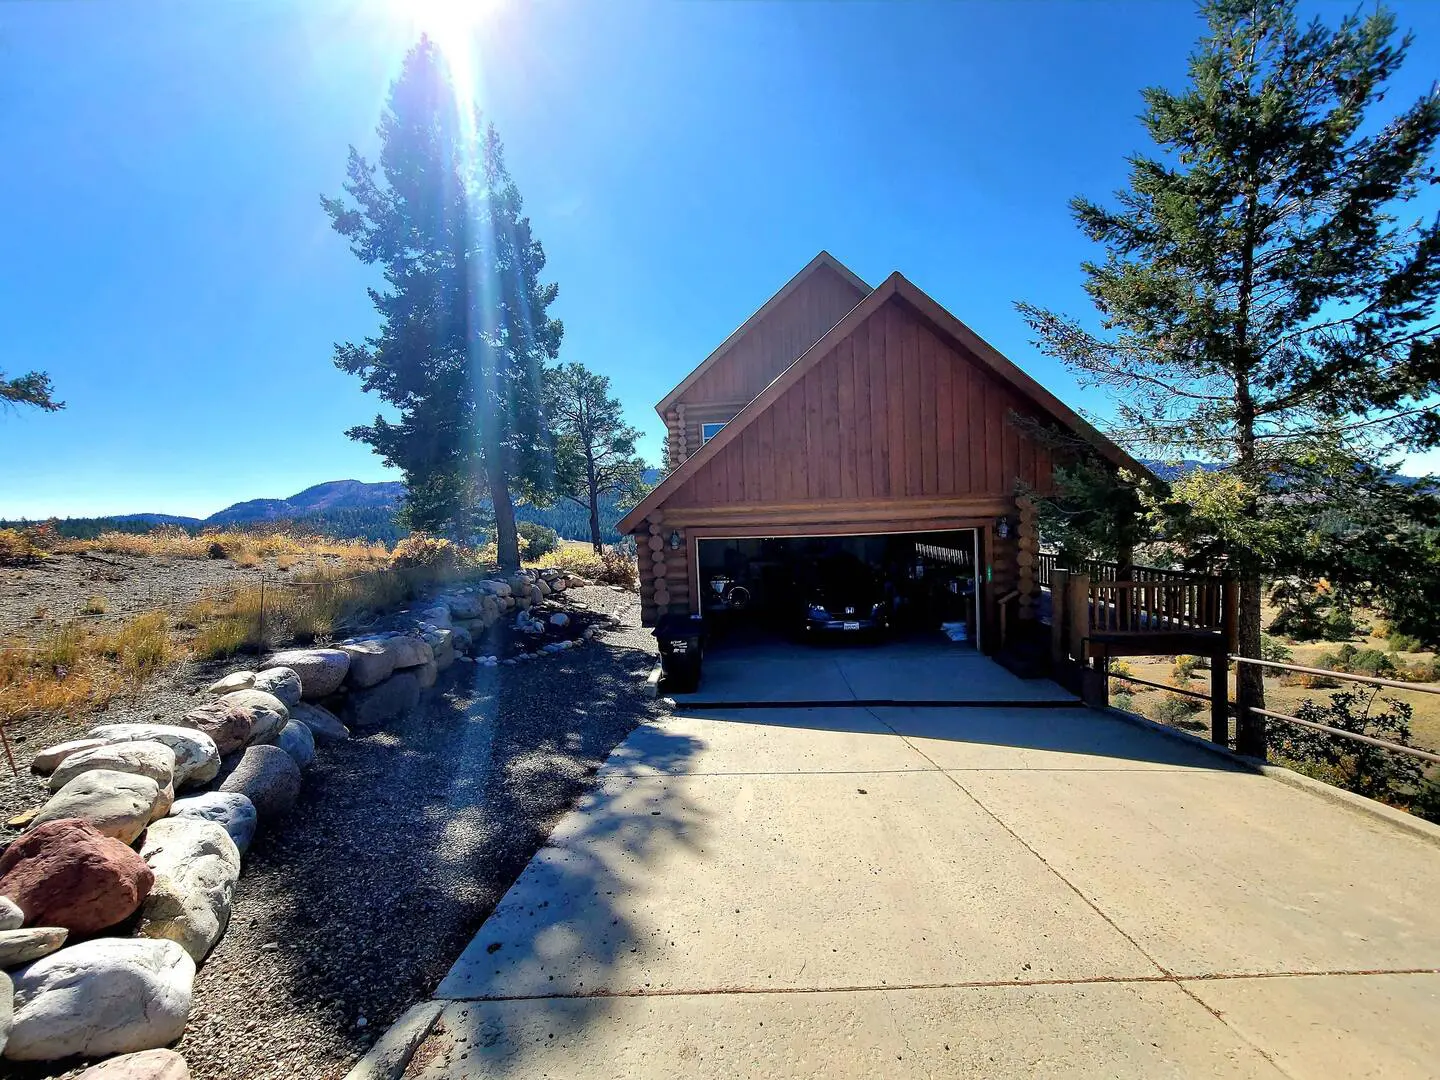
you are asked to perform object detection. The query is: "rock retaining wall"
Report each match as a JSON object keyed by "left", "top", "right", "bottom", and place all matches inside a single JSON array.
[{"left": 0, "top": 568, "right": 587, "bottom": 1070}]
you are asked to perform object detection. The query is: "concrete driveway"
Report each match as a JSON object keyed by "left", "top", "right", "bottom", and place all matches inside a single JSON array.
[
  {"left": 670, "top": 636, "right": 1078, "bottom": 705},
  {"left": 399, "top": 698, "right": 1440, "bottom": 1078}
]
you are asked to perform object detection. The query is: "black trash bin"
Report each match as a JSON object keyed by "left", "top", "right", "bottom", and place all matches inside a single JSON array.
[{"left": 654, "top": 612, "right": 705, "bottom": 692}]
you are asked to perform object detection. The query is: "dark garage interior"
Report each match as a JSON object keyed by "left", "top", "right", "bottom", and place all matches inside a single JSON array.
[{"left": 696, "top": 529, "right": 980, "bottom": 646}]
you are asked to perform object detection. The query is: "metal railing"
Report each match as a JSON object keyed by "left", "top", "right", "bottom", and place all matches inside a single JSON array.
[
  {"left": 1106, "top": 653, "right": 1440, "bottom": 765},
  {"left": 1229, "top": 656, "right": 1440, "bottom": 766}
]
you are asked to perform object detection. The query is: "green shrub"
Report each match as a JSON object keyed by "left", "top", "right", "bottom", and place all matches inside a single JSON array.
[
  {"left": 1148, "top": 692, "right": 1204, "bottom": 724},
  {"left": 1270, "top": 691, "right": 1423, "bottom": 804},
  {"left": 1260, "top": 633, "right": 1292, "bottom": 664},
  {"left": 1111, "top": 690, "right": 1135, "bottom": 712},
  {"left": 1348, "top": 648, "right": 1396, "bottom": 678},
  {"left": 1388, "top": 631, "right": 1423, "bottom": 654},
  {"left": 517, "top": 522, "right": 559, "bottom": 560},
  {"left": 1172, "top": 655, "right": 1204, "bottom": 682},
  {"left": 1320, "top": 606, "right": 1361, "bottom": 642}
]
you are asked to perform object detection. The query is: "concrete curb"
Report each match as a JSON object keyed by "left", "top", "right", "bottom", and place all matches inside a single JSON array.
[
  {"left": 1102, "top": 706, "right": 1440, "bottom": 850},
  {"left": 644, "top": 664, "right": 663, "bottom": 699},
  {"left": 343, "top": 1000, "right": 444, "bottom": 1080}
]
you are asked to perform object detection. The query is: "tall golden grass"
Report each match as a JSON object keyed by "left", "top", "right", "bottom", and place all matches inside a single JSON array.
[
  {"left": 0, "top": 612, "right": 175, "bottom": 724},
  {"left": 60, "top": 526, "right": 390, "bottom": 566}
]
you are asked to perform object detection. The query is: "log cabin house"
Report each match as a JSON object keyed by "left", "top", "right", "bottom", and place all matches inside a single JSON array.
[{"left": 617, "top": 252, "right": 1150, "bottom": 657}]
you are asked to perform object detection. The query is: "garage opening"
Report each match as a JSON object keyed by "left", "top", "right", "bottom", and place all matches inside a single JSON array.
[{"left": 695, "top": 530, "right": 980, "bottom": 648}]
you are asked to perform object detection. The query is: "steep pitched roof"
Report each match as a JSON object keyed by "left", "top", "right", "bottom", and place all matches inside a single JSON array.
[
  {"left": 621, "top": 272, "right": 1150, "bottom": 534},
  {"left": 655, "top": 251, "right": 870, "bottom": 416}
]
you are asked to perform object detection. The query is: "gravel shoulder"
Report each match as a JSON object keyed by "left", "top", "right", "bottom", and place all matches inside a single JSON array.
[{"left": 3, "top": 585, "right": 661, "bottom": 1080}]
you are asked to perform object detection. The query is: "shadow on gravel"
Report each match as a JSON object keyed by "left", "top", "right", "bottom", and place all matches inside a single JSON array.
[{"left": 138, "top": 629, "right": 669, "bottom": 1080}]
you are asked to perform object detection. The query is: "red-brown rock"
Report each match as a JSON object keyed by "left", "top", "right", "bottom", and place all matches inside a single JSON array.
[
  {"left": 172, "top": 700, "right": 255, "bottom": 756},
  {"left": 0, "top": 818, "right": 154, "bottom": 934}
]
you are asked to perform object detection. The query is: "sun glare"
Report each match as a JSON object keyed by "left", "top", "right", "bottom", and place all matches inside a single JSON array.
[{"left": 390, "top": 0, "right": 502, "bottom": 128}]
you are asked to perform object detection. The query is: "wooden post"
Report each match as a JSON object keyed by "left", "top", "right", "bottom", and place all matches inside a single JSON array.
[
  {"left": 1066, "top": 572, "right": 1091, "bottom": 662},
  {"left": 1050, "top": 568, "right": 1069, "bottom": 664},
  {"left": 1210, "top": 651, "right": 1229, "bottom": 747},
  {"left": 1116, "top": 542, "right": 1134, "bottom": 629},
  {"left": 1221, "top": 573, "right": 1239, "bottom": 654},
  {"left": 1084, "top": 653, "right": 1111, "bottom": 708}
]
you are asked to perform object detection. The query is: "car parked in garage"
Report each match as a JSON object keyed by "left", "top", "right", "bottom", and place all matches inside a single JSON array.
[{"left": 798, "top": 554, "right": 892, "bottom": 638}]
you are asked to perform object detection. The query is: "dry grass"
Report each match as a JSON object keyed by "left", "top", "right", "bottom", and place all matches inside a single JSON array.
[
  {"left": 0, "top": 613, "right": 176, "bottom": 725},
  {"left": 60, "top": 526, "right": 390, "bottom": 567}
]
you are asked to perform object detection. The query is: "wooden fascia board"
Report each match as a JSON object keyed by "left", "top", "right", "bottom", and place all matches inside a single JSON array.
[
  {"left": 653, "top": 251, "right": 870, "bottom": 418},
  {"left": 890, "top": 277, "right": 1153, "bottom": 479},
  {"left": 619, "top": 276, "right": 900, "bottom": 533}
]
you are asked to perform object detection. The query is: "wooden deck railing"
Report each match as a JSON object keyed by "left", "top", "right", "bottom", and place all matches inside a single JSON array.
[
  {"left": 1086, "top": 577, "right": 1226, "bottom": 635},
  {"left": 1035, "top": 552, "right": 1205, "bottom": 590}
]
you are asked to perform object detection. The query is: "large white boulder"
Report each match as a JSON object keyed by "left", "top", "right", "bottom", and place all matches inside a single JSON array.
[
  {"left": 264, "top": 649, "right": 350, "bottom": 699},
  {"left": 340, "top": 640, "right": 395, "bottom": 688},
  {"left": 136, "top": 818, "right": 240, "bottom": 963},
  {"left": 251, "top": 667, "right": 302, "bottom": 708},
  {"left": 168, "top": 792, "right": 257, "bottom": 857},
  {"left": 86, "top": 725, "right": 220, "bottom": 789},
  {"left": 386, "top": 635, "right": 433, "bottom": 670},
  {"left": 276, "top": 719, "right": 315, "bottom": 770},
  {"left": 5, "top": 938, "right": 194, "bottom": 1061},
  {"left": 75, "top": 1049, "right": 192, "bottom": 1078},
  {"left": 48, "top": 741, "right": 175, "bottom": 794},
  {"left": 217, "top": 745, "right": 301, "bottom": 821},
  {"left": 28, "top": 771, "right": 165, "bottom": 844},
  {"left": 290, "top": 702, "right": 349, "bottom": 743},
  {"left": 203, "top": 671, "right": 255, "bottom": 697},
  {"left": 0, "top": 970, "right": 10, "bottom": 1057},
  {"left": 208, "top": 690, "right": 288, "bottom": 746},
  {"left": 29, "top": 738, "right": 108, "bottom": 776}
]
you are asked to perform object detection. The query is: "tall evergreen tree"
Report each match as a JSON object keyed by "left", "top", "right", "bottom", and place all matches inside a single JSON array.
[
  {"left": 1018, "top": 0, "right": 1440, "bottom": 753},
  {"left": 546, "top": 362, "right": 650, "bottom": 552},
  {"left": 1, "top": 369, "right": 63, "bottom": 414},
  {"left": 322, "top": 38, "right": 561, "bottom": 569}
]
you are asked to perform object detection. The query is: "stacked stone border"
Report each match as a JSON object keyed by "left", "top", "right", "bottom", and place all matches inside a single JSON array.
[{"left": 0, "top": 567, "right": 591, "bottom": 1076}]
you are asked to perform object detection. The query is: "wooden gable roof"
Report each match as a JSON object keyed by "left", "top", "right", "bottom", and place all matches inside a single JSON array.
[
  {"left": 656, "top": 251, "right": 870, "bottom": 415},
  {"left": 620, "top": 273, "right": 1149, "bottom": 534}
]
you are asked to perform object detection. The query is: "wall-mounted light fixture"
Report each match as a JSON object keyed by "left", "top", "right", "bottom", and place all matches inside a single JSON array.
[
  {"left": 994, "top": 516, "right": 1013, "bottom": 540},
  {"left": 668, "top": 530, "right": 682, "bottom": 550}
]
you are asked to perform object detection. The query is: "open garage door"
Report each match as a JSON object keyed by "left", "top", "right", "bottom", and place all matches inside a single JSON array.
[{"left": 696, "top": 529, "right": 981, "bottom": 649}]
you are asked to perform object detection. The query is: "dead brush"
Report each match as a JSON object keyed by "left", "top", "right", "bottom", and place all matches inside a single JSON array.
[{"left": 0, "top": 612, "right": 175, "bottom": 726}]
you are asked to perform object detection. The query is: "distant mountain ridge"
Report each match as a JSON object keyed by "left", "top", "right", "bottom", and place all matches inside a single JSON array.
[{"left": 204, "top": 480, "right": 406, "bottom": 526}]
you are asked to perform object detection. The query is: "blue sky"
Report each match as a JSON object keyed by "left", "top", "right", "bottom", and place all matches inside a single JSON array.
[{"left": 3, "top": 0, "right": 1439, "bottom": 519}]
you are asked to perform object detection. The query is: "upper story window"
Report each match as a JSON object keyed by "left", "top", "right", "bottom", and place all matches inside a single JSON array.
[{"left": 701, "top": 422, "right": 727, "bottom": 444}]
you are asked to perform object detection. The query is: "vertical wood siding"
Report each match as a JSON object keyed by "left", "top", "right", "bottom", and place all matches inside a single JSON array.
[
  {"left": 676, "top": 263, "right": 867, "bottom": 411},
  {"left": 666, "top": 295, "right": 1059, "bottom": 508}
]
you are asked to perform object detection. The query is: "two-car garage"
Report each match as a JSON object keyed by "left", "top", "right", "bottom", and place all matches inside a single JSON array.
[{"left": 694, "top": 529, "right": 982, "bottom": 649}]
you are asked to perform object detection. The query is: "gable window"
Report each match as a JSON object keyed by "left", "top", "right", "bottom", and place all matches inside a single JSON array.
[{"left": 701, "top": 422, "right": 727, "bottom": 444}]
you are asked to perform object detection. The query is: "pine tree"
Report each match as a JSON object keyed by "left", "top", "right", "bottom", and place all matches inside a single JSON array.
[
  {"left": 547, "top": 362, "right": 650, "bottom": 552},
  {"left": 1, "top": 370, "right": 63, "bottom": 413},
  {"left": 322, "top": 38, "right": 561, "bottom": 569},
  {"left": 1017, "top": 0, "right": 1440, "bottom": 754}
]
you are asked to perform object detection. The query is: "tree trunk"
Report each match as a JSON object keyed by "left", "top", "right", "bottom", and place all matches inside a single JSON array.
[
  {"left": 588, "top": 492, "right": 603, "bottom": 554},
  {"left": 584, "top": 452, "right": 603, "bottom": 554},
  {"left": 1234, "top": 576, "right": 1267, "bottom": 758},
  {"left": 486, "top": 451, "right": 520, "bottom": 572}
]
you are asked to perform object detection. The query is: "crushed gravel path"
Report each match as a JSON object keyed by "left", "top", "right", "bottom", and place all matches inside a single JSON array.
[{"left": 3, "top": 586, "right": 661, "bottom": 1079}]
